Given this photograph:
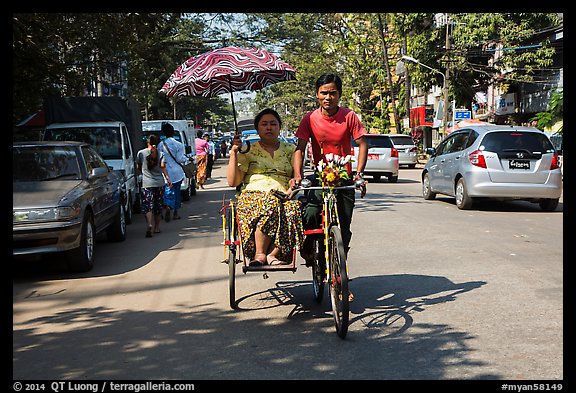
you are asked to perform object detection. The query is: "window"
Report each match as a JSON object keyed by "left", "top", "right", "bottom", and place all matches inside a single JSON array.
[
  {"left": 389, "top": 135, "right": 415, "bottom": 146},
  {"left": 444, "top": 132, "right": 470, "bottom": 154},
  {"left": 480, "top": 131, "right": 554, "bottom": 154},
  {"left": 82, "top": 146, "right": 108, "bottom": 174},
  {"left": 13, "top": 146, "right": 81, "bottom": 181},
  {"left": 351, "top": 136, "right": 393, "bottom": 148}
]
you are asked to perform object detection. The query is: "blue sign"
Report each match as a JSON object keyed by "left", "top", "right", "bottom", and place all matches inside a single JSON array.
[{"left": 455, "top": 110, "right": 472, "bottom": 120}]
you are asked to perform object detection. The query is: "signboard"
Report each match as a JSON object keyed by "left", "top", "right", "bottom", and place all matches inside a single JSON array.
[
  {"left": 495, "top": 93, "right": 516, "bottom": 115},
  {"left": 455, "top": 110, "right": 472, "bottom": 120}
]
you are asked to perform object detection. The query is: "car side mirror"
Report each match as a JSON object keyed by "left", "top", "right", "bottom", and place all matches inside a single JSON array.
[
  {"left": 91, "top": 167, "right": 109, "bottom": 177},
  {"left": 425, "top": 147, "right": 436, "bottom": 156}
]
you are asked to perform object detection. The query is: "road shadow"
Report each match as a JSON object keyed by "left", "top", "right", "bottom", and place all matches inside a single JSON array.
[
  {"left": 13, "top": 275, "right": 500, "bottom": 380},
  {"left": 431, "top": 196, "right": 564, "bottom": 212}
]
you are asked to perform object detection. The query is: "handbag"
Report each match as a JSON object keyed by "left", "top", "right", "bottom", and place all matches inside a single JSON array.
[{"left": 164, "top": 142, "right": 196, "bottom": 179}]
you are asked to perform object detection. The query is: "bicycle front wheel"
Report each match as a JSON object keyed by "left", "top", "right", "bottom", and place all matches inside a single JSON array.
[
  {"left": 328, "top": 225, "right": 349, "bottom": 339},
  {"left": 225, "top": 206, "right": 238, "bottom": 310},
  {"left": 311, "top": 236, "right": 325, "bottom": 303}
]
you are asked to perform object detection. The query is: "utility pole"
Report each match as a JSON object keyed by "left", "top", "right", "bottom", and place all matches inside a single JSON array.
[
  {"left": 377, "top": 13, "right": 401, "bottom": 133},
  {"left": 442, "top": 13, "right": 451, "bottom": 135},
  {"left": 403, "top": 35, "right": 411, "bottom": 125}
]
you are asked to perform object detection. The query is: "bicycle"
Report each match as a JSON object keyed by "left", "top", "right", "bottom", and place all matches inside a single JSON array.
[{"left": 220, "top": 177, "right": 366, "bottom": 339}]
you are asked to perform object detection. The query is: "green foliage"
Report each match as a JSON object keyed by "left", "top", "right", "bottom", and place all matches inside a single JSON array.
[
  {"left": 530, "top": 89, "right": 563, "bottom": 133},
  {"left": 13, "top": 12, "right": 562, "bottom": 135}
]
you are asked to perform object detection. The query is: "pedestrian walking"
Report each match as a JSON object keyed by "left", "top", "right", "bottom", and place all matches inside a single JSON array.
[
  {"left": 158, "top": 122, "right": 186, "bottom": 222},
  {"left": 195, "top": 130, "right": 210, "bottom": 189},
  {"left": 204, "top": 133, "right": 215, "bottom": 179},
  {"left": 220, "top": 139, "right": 228, "bottom": 158},
  {"left": 136, "top": 134, "right": 171, "bottom": 237}
]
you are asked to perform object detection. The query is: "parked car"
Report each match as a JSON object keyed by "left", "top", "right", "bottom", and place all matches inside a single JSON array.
[
  {"left": 386, "top": 133, "right": 418, "bottom": 168},
  {"left": 351, "top": 134, "right": 399, "bottom": 182},
  {"left": 13, "top": 141, "right": 127, "bottom": 272},
  {"left": 421, "top": 125, "right": 562, "bottom": 211}
]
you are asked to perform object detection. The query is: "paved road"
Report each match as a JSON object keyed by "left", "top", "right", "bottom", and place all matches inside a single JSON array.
[{"left": 13, "top": 158, "right": 563, "bottom": 382}]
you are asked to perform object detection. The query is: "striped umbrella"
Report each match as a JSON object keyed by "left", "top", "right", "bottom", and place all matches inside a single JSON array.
[{"left": 160, "top": 46, "right": 296, "bottom": 143}]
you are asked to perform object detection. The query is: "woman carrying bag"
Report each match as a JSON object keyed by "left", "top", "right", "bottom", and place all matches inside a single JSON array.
[{"left": 158, "top": 122, "right": 186, "bottom": 221}]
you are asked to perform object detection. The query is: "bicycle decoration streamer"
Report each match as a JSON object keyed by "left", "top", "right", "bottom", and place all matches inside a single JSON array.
[{"left": 315, "top": 153, "right": 353, "bottom": 187}]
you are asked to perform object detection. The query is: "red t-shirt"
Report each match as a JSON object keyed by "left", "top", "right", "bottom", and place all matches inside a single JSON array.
[{"left": 296, "top": 107, "right": 367, "bottom": 173}]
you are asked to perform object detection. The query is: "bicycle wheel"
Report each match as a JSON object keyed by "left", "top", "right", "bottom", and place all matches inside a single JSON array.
[
  {"left": 311, "top": 236, "right": 326, "bottom": 303},
  {"left": 226, "top": 205, "right": 238, "bottom": 309},
  {"left": 328, "top": 225, "right": 349, "bottom": 339}
]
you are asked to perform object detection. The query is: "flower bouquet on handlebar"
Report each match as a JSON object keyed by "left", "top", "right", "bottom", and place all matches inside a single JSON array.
[
  {"left": 314, "top": 153, "right": 366, "bottom": 198},
  {"left": 315, "top": 153, "right": 352, "bottom": 187}
]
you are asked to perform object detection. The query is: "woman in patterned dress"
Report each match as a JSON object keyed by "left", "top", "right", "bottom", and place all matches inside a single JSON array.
[{"left": 227, "top": 109, "right": 303, "bottom": 266}]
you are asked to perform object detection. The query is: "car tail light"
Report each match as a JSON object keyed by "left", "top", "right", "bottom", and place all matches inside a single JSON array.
[
  {"left": 391, "top": 147, "right": 398, "bottom": 158},
  {"left": 468, "top": 149, "right": 486, "bottom": 168},
  {"left": 550, "top": 151, "right": 560, "bottom": 170},
  {"left": 409, "top": 147, "right": 417, "bottom": 153}
]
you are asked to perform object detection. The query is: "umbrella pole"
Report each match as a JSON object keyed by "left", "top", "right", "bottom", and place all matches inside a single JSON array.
[
  {"left": 228, "top": 75, "right": 250, "bottom": 153},
  {"left": 228, "top": 75, "right": 239, "bottom": 137}
]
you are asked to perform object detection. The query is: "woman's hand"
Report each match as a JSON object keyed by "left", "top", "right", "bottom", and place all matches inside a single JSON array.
[{"left": 230, "top": 135, "right": 242, "bottom": 153}]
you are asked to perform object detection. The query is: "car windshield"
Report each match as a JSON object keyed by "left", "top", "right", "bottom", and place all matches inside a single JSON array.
[
  {"left": 13, "top": 146, "right": 81, "bottom": 181},
  {"left": 351, "top": 136, "right": 393, "bottom": 148},
  {"left": 142, "top": 131, "right": 183, "bottom": 150},
  {"left": 45, "top": 127, "right": 123, "bottom": 160},
  {"left": 480, "top": 131, "right": 555, "bottom": 154}
]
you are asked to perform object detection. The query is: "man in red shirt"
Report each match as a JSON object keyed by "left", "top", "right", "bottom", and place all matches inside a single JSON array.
[{"left": 293, "top": 73, "right": 368, "bottom": 263}]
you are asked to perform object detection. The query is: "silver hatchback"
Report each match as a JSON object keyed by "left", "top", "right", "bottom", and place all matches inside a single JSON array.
[
  {"left": 352, "top": 134, "right": 399, "bottom": 182},
  {"left": 422, "top": 125, "right": 562, "bottom": 210},
  {"left": 386, "top": 133, "right": 418, "bottom": 168}
]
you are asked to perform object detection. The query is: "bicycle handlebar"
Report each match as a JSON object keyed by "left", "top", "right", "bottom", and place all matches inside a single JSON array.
[{"left": 271, "top": 178, "right": 367, "bottom": 200}]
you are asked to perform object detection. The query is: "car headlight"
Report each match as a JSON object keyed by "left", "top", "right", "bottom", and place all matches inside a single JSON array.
[{"left": 13, "top": 206, "right": 81, "bottom": 222}]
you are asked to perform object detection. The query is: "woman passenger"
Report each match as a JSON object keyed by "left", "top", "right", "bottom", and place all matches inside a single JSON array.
[{"left": 227, "top": 108, "right": 303, "bottom": 266}]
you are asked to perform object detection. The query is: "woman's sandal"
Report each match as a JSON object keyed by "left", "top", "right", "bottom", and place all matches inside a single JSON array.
[{"left": 267, "top": 255, "right": 290, "bottom": 266}]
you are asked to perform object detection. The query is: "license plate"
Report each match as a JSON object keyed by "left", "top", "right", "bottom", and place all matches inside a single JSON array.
[
  {"left": 509, "top": 159, "right": 530, "bottom": 169},
  {"left": 368, "top": 154, "right": 380, "bottom": 160}
]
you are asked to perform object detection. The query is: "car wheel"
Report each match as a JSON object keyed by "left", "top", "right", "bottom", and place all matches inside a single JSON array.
[
  {"left": 372, "top": 175, "right": 382, "bottom": 182},
  {"left": 422, "top": 173, "right": 436, "bottom": 200},
  {"left": 388, "top": 175, "right": 398, "bottom": 183},
  {"left": 539, "top": 198, "right": 559, "bottom": 212},
  {"left": 455, "top": 177, "right": 474, "bottom": 210},
  {"left": 67, "top": 212, "right": 95, "bottom": 272},
  {"left": 107, "top": 203, "right": 127, "bottom": 242}
]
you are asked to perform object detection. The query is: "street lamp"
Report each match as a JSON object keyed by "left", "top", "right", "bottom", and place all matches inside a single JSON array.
[{"left": 401, "top": 55, "right": 448, "bottom": 134}]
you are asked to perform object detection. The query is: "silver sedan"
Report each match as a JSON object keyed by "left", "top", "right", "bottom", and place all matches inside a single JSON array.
[{"left": 421, "top": 125, "right": 562, "bottom": 210}]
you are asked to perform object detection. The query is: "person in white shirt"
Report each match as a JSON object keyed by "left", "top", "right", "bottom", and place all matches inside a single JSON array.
[
  {"left": 204, "top": 134, "right": 215, "bottom": 179},
  {"left": 158, "top": 122, "right": 187, "bottom": 222}
]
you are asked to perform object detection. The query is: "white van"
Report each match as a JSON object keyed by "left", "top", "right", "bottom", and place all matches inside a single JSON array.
[{"left": 141, "top": 120, "right": 197, "bottom": 199}]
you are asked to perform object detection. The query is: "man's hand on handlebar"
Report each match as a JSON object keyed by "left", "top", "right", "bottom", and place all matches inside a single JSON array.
[
  {"left": 288, "top": 176, "right": 301, "bottom": 189},
  {"left": 353, "top": 176, "right": 367, "bottom": 198}
]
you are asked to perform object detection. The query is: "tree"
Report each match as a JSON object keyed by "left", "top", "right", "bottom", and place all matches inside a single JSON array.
[{"left": 530, "top": 89, "right": 563, "bottom": 133}]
